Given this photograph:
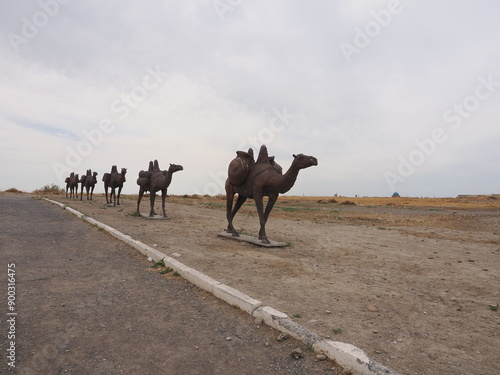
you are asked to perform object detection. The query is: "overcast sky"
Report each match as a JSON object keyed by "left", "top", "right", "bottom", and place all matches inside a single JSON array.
[{"left": 1, "top": 0, "right": 499, "bottom": 197}]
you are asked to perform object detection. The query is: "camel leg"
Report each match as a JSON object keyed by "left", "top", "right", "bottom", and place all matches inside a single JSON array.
[
  {"left": 137, "top": 188, "right": 145, "bottom": 214},
  {"left": 90, "top": 186, "right": 94, "bottom": 200},
  {"left": 227, "top": 194, "right": 246, "bottom": 236},
  {"left": 263, "top": 194, "right": 278, "bottom": 222},
  {"left": 111, "top": 187, "right": 116, "bottom": 207},
  {"left": 104, "top": 184, "right": 109, "bottom": 204},
  {"left": 254, "top": 193, "right": 270, "bottom": 244},
  {"left": 149, "top": 191, "right": 157, "bottom": 217},
  {"left": 225, "top": 186, "right": 235, "bottom": 234},
  {"left": 161, "top": 189, "right": 167, "bottom": 217},
  {"left": 117, "top": 186, "right": 122, "bottom": 206}
]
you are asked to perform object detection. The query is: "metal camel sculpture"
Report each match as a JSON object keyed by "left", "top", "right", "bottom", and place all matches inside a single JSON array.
[
  {"left": 225, "top": 145, "right": 318, "bottom": 244},
  {"left": 136, "top": 160, "right": 183, "bottom": 217},
  {"left": 65, "top": 172, "right": 80, "bottom": 198},
  {"left": 82, "top": 169, "right": 98, "bottom": 200},
  {"left": 102, "top": 166, "right": 127, "bottom": 206}
]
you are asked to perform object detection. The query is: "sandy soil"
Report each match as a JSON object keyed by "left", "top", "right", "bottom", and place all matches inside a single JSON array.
[{"left": 48, "top": 193, "right": 499, "bottom": 375}]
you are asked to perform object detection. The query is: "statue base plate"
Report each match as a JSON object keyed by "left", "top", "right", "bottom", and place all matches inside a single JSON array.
[
  {"left": 140, "top": 213, "right": 170, "bottom": 220},
  {"left": 218, "top": 231, "right": 288, "bottom": 248}
]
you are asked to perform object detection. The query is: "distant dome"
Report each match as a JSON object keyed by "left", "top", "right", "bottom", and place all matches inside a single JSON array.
[{"left": 392, "top": 192, "right": 401, "bottom": 197}]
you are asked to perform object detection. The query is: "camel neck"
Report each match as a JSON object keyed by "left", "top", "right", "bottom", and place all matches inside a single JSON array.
[{"left": 279, "top": 163, "right": 300, "bottom": 194}]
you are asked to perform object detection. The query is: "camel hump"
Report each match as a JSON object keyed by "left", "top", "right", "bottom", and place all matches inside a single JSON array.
[
  {"left": 228, "top": 150, "right": 255, "bottom": 186},
  {"left": 153, "top": 160, "right": 160, "bottom": 172},
  {"left": 148, "top": 161, "right": 154, "bottom": 172},
  {"left": 102, "top": 173, "right": 110, "bottom": 182},
  {"left": 269, "top": 156, "right": 283, "bottom": 175},
  {"left": 111, "top": 165, "right": 118, "bottom": 173},
  {"left": 256, "top": 145, "right": 269, "bottom": 164},
  {"left": 138, "top": 170, "right": 152, "bottom": 179}
]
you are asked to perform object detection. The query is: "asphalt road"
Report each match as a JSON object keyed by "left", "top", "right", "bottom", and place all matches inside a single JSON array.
[{"left": 0, "top": 195, "right": 339, "bottom": 375}]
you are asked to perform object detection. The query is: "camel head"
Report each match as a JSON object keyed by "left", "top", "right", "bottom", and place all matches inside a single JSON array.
[
  {"left": 291, "top": 154, "right": 318, "bottom": 170},
  {"left": 168, "top": 164, "right": 183, "bottom": 174},
  {"left": 121, "top": 168, "right": 127, "bottom": 175}
]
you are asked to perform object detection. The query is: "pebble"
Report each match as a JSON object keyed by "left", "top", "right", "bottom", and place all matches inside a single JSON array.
[
  {"left": 291, "top": 348, "right": 303, "bottom": 359},
  {"left": 366, "top": 305, "right": 379, "bottom": 312},
  {"left": 316, "top": 354, "right": 327, "bottom": 361},
  {"left": 276, "top": 333, "right": 289, "bottom": 342},
  {"left": 225, "top": 336, "right": 232, "bottom": 341}
]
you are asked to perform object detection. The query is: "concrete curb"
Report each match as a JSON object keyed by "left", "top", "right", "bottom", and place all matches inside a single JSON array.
[{"left": 44, "top": 198, "right": 400, "bottom": 375}]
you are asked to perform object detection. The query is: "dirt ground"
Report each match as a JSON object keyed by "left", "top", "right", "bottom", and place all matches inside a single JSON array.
[{"left": 46, "top": 193, "right": 499, "bottom": 375}]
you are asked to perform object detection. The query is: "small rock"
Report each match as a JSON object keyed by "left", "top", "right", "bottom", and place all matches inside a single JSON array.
[
  {"left": 254, "top": 318, "right": 263, "bottom": 326},
  {"left": 366, "top": 305, "right": 379, "bottom": 312},
  {"left": 291, "top": 348, "right": 303, "bottom": 359},
  {"left": 225, "top": 336, "right": 232, "bottom": 341},
  {"left": 316, "top": 354, "right": 327, "bottom": 361},
  {"left": 276, "top": 333, "right": 289, "bottom": 342},
  {"left": 172, "top": 252, "right": 181, "bottom": 257}
]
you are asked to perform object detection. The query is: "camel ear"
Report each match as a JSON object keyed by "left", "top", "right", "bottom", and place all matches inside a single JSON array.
[{"left": 293, "top": 154, "right": 297, "bottom": 158}]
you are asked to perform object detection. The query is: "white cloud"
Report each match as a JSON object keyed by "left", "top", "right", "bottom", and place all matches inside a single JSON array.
[{"left": 0, "top": 1, "right": 499, "bottom": 197}]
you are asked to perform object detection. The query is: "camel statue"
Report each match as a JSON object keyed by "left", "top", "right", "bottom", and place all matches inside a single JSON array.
[
  {"left": 65, "top": 173, "right": 72, "bottom": 198},
  {"left": 225, "top": 145, "right": 317, "bottom": 244},
  {"left": 136, "top": 160, "right": 183, "bottom": 217},
  {"left": 66, "top": 172, "right": 79, "bottom": 198},
  {"left": 82, "top": 169, "right": 98, "bottom": 200},
  {"left": 105, "top": 166, "right": 127, "bottom": 206},
  {"left": 79, "top": 174, "right": 86, "bottom": 200},
  {"left": 102, "top": 166, "right": 114, "bottom": 204}
]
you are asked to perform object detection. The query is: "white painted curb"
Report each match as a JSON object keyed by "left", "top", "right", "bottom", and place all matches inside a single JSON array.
[{"left": 44, "top": 198, "right": 400, "bottom": 375}]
